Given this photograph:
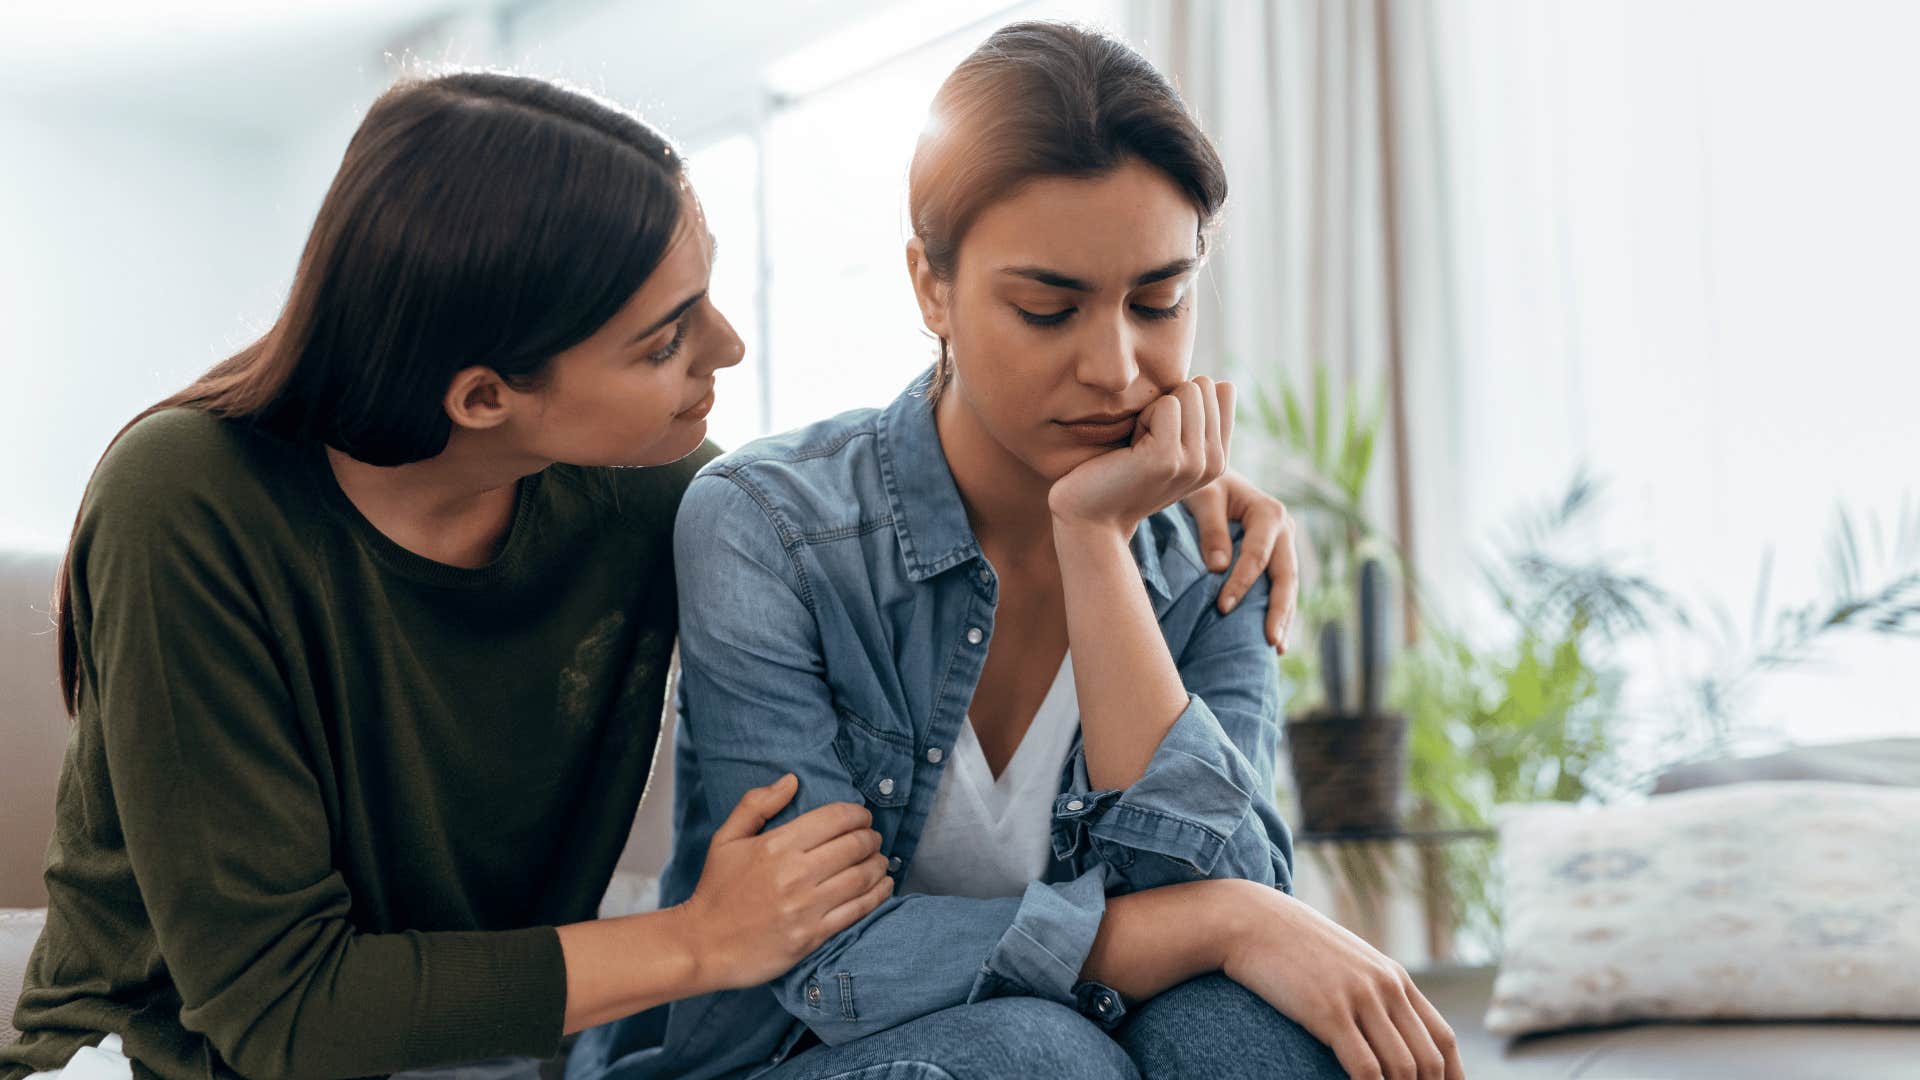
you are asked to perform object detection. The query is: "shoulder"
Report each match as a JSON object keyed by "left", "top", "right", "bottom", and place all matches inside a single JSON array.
[
  {"left": 679, "top": 408, "right": 889, "bottom": 542},
  {"left": 1149, "top": 504, "right": 1268, "bottom": 625},
  {"left": 84, "top": 408, "right": 296, "bottom": 537}
]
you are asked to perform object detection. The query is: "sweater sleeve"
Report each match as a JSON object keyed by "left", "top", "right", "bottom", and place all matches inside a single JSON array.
[{"left": 68, "top": 424, "right": 568, "bottom": 1078}]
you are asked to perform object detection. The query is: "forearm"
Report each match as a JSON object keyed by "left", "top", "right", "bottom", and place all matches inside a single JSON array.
[
  {"left": 1053, "top": 517, "right": 1190, "bottom": 791},
  {"left": 1081, "top": 877, "right": 1252, "bottom": 1003},
  {"left": 555, "top": 905, "right": 710, "bottom": 1034}
]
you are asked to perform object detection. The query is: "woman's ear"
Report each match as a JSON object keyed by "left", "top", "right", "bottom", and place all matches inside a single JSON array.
[
  {"left": 443, "top": 366, "right": 513, "bottom": 432},
  {"left": 905, "top": 237, "right": 951, "bottom": 340}
]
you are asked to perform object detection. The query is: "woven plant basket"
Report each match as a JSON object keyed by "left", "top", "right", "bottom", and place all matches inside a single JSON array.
[{"left": 1284, "top": 708, "right": 1409, "bottom": 833}]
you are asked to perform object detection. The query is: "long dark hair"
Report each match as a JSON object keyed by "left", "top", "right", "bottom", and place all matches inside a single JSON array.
[
  {"left": 908, "top": 21, "right": 1229, "bottom": 397},
  {"left": 53, "top": 70, "right": 688, "bottom": 715}
]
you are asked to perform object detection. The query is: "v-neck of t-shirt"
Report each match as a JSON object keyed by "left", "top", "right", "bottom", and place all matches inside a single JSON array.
[{"left": 954, "top": 653, "right": 1078, "bottom": 827}]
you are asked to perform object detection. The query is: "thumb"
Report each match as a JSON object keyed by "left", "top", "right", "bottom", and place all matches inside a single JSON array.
[
  {"left": 711, "top": 773, "right": 797, "bottom": 844},
  {"left": 1132, "top": 393, "right": 1183, "bottom": 453},
  {"left": 1183, "top": 482, "right": 1234, "bottom": 572}
]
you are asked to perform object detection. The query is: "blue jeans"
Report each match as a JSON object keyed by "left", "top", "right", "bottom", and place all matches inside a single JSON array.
[{"left": 764, "top": 975, "right": 1345, "bottom": 1080}]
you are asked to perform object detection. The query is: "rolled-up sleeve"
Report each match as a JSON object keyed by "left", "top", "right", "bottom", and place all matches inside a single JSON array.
[
  {"left": 673, "top": 471, "right": 1119, "bottom": 1044},
  {"left": 1049, "top": 538, "right": 1294, "bottom": 894}
]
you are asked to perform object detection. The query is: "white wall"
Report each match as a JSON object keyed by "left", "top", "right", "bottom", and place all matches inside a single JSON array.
[
  {"left": 0, "top": 0, "right": 919, "bottom": 549},
  {"left": 0, "top": 7, "right": 431, "bottom": 549}
]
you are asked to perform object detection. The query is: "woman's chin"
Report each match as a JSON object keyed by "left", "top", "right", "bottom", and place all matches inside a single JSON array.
[
  {"left": 636, "top": 422, "right": 708, "bottom": 465},
  {"left": 1042, "top": 437, "right": 1122, "bottom": 478}
]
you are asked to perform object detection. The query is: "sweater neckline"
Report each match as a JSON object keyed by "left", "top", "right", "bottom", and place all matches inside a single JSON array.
[{"left": 306, "top": 443, "right": 545, "bottom": 589}]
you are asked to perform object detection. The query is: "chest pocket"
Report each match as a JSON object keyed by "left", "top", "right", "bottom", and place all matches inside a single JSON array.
[{"left": 831, "top": 711, "right": 915, "bottom": 809}]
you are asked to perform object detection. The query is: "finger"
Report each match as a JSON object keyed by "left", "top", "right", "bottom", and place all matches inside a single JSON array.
[
  {"left": 1198, "top": 376, "right": 1224, "bottom": 480},
  {"left": 1264, "top": 511, "right": 1301, "bottom": 651},
  {"left": 1326, "top": 1022, "right": 1385, "bottom": 1080},
  {"left": 711, "top": 773, "right": 797, "bottom": 844},
  {"left": 1404, "top": 981, "right": 1464, "bottom": 1080},
  {"left": 1356, "top": 994, "right": 1420, "bottom": 1080},
  {"left": 1220, "top": 505, "right": 1279, "bottom": 617},
  {"left": 1137, "top": 391, "right": 1183, "bottom": 457},
  {"left": 820, "top": 870, "right": 895, "bottom": 938},
  {"left": 1387, "top": 985, "right": 1447, "bottom": 1080},
  {"left": 1176, "top": 381, "right": 1206, "bottom": 473},
  {"left": 1216, "top": 379, "right": 1237, "bottom": 457},
  {"left": 1183, "top": 482, "right": 1234, "bottom": 572},
  {"left": 769, "top": 799, "right": 873, "bottom": 852},
  {"left": 816, "top": 851, "right": 891, "bottom": 910},
  {"left": 802, "top": 826, "right": 883, "bottom": 884}
]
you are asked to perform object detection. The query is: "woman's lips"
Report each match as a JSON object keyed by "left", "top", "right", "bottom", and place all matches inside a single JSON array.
[
  {"left": 678, "top": 387, "right": 716, "bottom": 421},
  {"left": 1054, "top": 414, "right": 1137, "bottom": 445}
]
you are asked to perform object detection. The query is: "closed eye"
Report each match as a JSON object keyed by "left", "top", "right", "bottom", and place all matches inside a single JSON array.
[
  {"left": 1013, "top": 305, "right": 1073, "bottom": 327},
  {"left": 1133, "top": 297, "right": 1189, "bottom": 321},
  {"left": 644, "top": 316, "right": 691, "bottom": 364}
]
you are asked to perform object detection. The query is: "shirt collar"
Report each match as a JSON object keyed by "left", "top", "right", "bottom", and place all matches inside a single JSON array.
[{"left": 877, "top": 368, "right": 1209, "bottom": 602}]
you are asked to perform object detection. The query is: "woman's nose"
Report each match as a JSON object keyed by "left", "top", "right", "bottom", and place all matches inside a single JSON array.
[
  {"left": 1074, "top": 314, "right": 1138, "bottom": 393},
  {"left": 699, "top": 303, "right": 747, "bottom": 374}
]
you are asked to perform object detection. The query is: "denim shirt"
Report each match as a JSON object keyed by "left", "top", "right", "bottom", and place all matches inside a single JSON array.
[{"left": 567, "top": 371, "right": 1294, "bottom": 1080}]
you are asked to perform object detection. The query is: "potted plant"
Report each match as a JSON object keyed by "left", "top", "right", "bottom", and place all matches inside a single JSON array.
[{"left": 1251, "top": 365, "right": 1408, "bottom": 832}]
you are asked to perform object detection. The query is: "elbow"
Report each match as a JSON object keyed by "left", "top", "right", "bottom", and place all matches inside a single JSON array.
[{"left": 188, "top": 1010, "right": 298, "bottom": 1080}]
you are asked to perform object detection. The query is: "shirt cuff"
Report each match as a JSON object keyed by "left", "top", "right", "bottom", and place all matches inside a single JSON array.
[
  {"left": 967, "top": 870, "right": 1107, "bottom": 1012},
  {"left": 1050, "top": 694, "right": 1259, "bottom": 876}
]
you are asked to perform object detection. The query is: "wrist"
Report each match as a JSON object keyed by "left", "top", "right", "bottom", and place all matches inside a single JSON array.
[
  {"left": 1049, "top": 508, "right": 1135, "bottom": 547},
  {"left": 1205, "top": 879, "right": 1269, "bottom": 973},
  {"left": 663, "top": 900, "right": 722, "bottom": 996}
]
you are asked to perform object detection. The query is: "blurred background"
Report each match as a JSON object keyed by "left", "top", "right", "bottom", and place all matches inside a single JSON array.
[{"left": 3, "top": 0, "right": 1917, "bottom": 963}]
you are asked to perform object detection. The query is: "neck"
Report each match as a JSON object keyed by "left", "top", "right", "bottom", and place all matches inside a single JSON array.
[
  {"left": 933, "top": 386, "right": 1057, "bottom": 561},
  {"left": 325, "top": 429, "right": 546, "bottom": 567}
]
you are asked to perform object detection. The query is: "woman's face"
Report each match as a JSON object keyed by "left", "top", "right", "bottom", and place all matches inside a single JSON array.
[
  {"left": 511, "top": 191, "right": 744, "bottom": 467},
  {"left": 913, "top": 157, "right": 1202, "bottom": 481}
]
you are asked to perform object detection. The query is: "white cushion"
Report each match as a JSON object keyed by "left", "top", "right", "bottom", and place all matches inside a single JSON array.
[
  {"left": 1, "top": 907, "right": 48, "bottom": 1035},
  {"left": 1487, "top": 781, "right": 1920, "bottom": 1036}
]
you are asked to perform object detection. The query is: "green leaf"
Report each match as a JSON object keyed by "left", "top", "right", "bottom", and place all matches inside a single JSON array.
[
  {"left": 1281, "top": 379, "right": 1309, "bottom": 455},
  {"left": 1312, "top": 364, "right": 1331, "bottom": 471},
  {"left": 1254, "top": 385, "right": 1286, "bottom": 439}
]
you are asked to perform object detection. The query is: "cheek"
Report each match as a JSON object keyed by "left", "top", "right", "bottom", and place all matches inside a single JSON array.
[
  {"left": 952, "top": 299, "right": 1049, "bottom": 394},
  {"left": 1139, "top": 319, "right": 1197, "bottom": 385}
]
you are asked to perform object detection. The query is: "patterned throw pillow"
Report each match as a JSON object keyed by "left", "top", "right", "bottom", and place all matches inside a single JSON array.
[{"left": 1487, "top": 781, "right": 1920, "bottom": 1036}]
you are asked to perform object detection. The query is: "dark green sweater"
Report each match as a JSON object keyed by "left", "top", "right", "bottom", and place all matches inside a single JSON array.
[{"left": 2, "top": 409, "right": 714, "bottom": 1079}]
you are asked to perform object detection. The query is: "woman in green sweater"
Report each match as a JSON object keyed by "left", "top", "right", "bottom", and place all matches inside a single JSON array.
[{"left": 2, "top": 71, "right": 1299, "bottom": 1079}]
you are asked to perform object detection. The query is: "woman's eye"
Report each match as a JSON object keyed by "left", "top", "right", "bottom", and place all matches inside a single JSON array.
[
  {"left": 1132, "top": 297, "right": 1189, "bottom": 322},
  {"left": 645, "top": 318, "right": 691, "bottom": 364},
  {"left": 1014, "top": 305, "right": 1074, "bottom": 328}
]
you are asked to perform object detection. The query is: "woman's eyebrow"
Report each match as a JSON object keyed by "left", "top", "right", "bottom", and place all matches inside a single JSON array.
[
  {"left": 1133, "top": 256, "right": 1198, "bottom": 286},
  {"left": 626, "top": 290, "right": 707, "bottom": 345},
  {"left": 999, "top": 256, "right": 1198, "bottom": 291}
]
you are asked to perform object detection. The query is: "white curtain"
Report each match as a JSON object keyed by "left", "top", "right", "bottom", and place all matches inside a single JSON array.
[
  {"left": 1132, "top": 0, "right": 1465, "bottom": 637},
  {"left": 1139, "top": 0, "right": 1920, "bottom": 745}
]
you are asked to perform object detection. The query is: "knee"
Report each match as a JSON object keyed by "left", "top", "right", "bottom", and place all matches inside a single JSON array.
[
  {"left": 961, "top": 997, "right": 1138, "bottom": 1080},
  {"left": 1119, "top": 975, "right": 1345, "bottom": 1080}
]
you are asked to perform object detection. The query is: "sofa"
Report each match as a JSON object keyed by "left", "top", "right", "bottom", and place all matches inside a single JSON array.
[{"left": 5, "top": 545, "right": 1919, "bottom": 1077}]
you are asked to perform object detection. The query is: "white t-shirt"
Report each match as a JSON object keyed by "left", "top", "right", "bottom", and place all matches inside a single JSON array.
[{"left": 901, "top": 653, "right": 1081, "bottom": 899}]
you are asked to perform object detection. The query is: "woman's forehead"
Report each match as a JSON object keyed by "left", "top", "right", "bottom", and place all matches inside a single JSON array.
[{"left": 959, "top": 162, "right": 1200, "bottom": 286}]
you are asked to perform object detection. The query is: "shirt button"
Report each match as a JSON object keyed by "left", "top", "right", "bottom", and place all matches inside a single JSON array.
[
  {"left": 878, "top": 777, "right": 895, "bottom": 796},
  {"left": 927, "top": 746, "right": 944, "bottom": 764},
  {"left": 887, "top": 855, "right": 902, "bottom": 872},
  {"left": 1066, "top": 798, "right": 1085, "bottom": 812},
  {"left": 1097, "top": 993, "right": 1114, "bottom": 1013},
  {"left": 806, "top": 984, "right": 822, "bottom": 1005},
  {"left": 977, "top": 567, "right": 992, "bottom": 584},
  {"left": 966, "top": 627, "right": 984, "bottom": 645}
]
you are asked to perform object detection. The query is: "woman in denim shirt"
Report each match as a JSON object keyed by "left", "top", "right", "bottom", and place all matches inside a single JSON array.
[{"left": 571, "top": 22, "right": 1461, "bottom": 1080}]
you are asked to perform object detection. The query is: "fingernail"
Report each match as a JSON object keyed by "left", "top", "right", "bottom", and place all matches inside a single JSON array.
[
  {"left": 1210, "top": 550, "right": 1229, "bottom": 569},
  {"left": 1222, "top": 594, "right": 1238, "bottom": 612}
]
